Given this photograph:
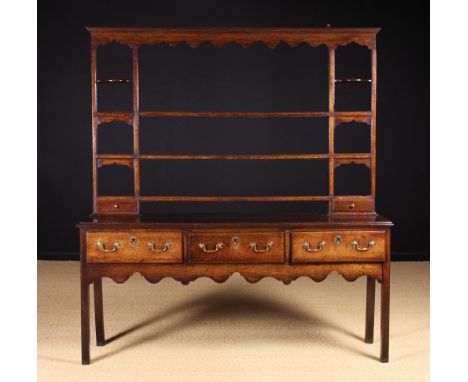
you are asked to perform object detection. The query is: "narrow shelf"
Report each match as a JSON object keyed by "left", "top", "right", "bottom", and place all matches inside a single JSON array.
[
  {"left": 334, "top": 153, "right": 371, "bottom": 159},
  {"left": 335, "top": 78, "right": 371, "bottom": 83},
  {"left": 139, "top": 111, "right": 329, "bottom": 118},
  {"left": 95, "top": 153, "right": 370, "bottom": 160},
  {"left": 140, "top": 195, "right": 330, "bottom": 202},
  {"left": 94, "top": 111, "right": 372, "bottom": 120},
  {"left": 96, "top": 79, "right": 132, "bottom": 84},
  {"left": 97, "top": 196, "right": 136, "bottom": 201},
  {"left": 139, "top": 154, "right": 329, "bottom": 160},
  {"left": 97, "top": 154, "right": 134, "bottom": 159},
  {"left": 333, "top": 195, "right": 373, "bottom": 201}
]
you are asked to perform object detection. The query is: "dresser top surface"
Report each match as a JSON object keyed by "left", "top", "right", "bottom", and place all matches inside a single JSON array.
[{"left": 78, "top": 213, "right": 392, "bottom": 228}]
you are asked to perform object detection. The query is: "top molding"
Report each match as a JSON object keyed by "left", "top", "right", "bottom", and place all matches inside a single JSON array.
[{"left": 86, "top": 27, "right": 380, "bottom": 49}]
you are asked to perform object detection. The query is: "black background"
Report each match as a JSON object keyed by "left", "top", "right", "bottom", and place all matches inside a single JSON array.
[{"left": 38, "top": 0, "right": 429, "bottom": 260}]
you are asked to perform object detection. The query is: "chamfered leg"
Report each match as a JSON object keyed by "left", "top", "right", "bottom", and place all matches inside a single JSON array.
[
  {"left": 380, "top": 230, "right": 391, "bottom": 363},
  {"left": 81, "top": 269, "right": 90, "bottom": 365},
  {"left": 365, "top": 276, "right": 376, "bottom": 343},
  {"left": 94, "top": 278, "right": 105, "bottom": 346}
]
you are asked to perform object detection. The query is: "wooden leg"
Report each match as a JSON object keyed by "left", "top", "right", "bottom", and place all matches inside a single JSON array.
[
  {"left": 380, "top": 260, "right": 390, "bottom": 363},
  {"left": 94, "top": 278, "right": 105, "bottom": 346},
  {"left": 365, "top": 276, "right": 375, "bottom": 343},
  {"left": 81, "top": 269, "right": 90, "bottom": 365}
]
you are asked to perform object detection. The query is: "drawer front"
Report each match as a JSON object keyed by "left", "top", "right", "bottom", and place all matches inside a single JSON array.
[
  {"left": 332, "top": 199, "right": 374, "bottom": 213},
  {"left": 189, "top": 232, "right": 285, "bottom": 263},
  {"left": 95, "top": 199, "right": 137, "bottom": 214},
  {"left": 291, "top": 230, "right": 385, "bottom": 263},
  {"left": 86, "top": 231, "right": 183, "bottom": 263}
]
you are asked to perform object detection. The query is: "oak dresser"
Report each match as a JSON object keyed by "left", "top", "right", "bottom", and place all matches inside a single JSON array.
[{"left": 78, "top": 27, "right": 393, "bottom": 364}]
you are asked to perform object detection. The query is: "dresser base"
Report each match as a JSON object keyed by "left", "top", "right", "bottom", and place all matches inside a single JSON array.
[{"left": 78, "top": 214, "right": 392, "bottom": 364}]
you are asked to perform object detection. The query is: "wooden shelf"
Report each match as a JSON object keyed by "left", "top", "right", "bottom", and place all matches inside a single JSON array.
[
  {"left": 334, "top": 111, "right": 371, "bottom": 117},
  {"left": 140, "top": 195, "right": 330, "bottom": 202},
  {"left": 334, "top": 153, "right": 371, "bottom": 159},
  {"left": 96, "top": 153, "right": 371, "bottom": 160},
  {"left": 139, "top": 154, "right": 329, "bottom": 160},
  {"left": 96, "top": 154, "right": 134, "bottom": 159},
  {"left": 139, "top": 111, "right": 329, "bottom": 118},
  {"left": 96, "top": 79, "right": 132, "bottom": 84},
  {"left": 95, "top": 111, "right": 372, "bottom": 121},
  {"left": 335, "top": 78, "right": 371, "bottom": 83}
]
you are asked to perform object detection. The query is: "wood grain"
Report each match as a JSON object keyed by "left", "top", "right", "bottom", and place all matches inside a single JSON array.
[
  {"left": 86, "top": 231, "right": 183, "bottom": 264},
  {"left": 80, "top": 27, "right": 392, "bottom": 365},
  {"left": 87, "top": 27, "right": 379, "bottom": 49},
  {"left": 290, "top": 230, "right": 385, "bottom": 263},
  {"left": 86, "top": 262, "right": 383, "bottom": 285},
  {"left": 189, "top": 231, "right": 285, "bottom": 264}
]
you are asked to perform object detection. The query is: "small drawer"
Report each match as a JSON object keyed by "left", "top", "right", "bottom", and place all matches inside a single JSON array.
[
  {"left": 86, "top": 230, "right": 183, "bottom": 263},
  {"left": 332, "top": 199, "right": 374, "bottom": 213},
  {"left": 291, "top": 230, "right": 385, "bottom": 263},
  {"left": 189, "top": 232, "right": 285, "bottom": 263},
  {"left": 96, "top": 199, "right": 137, "bottom": 214}
]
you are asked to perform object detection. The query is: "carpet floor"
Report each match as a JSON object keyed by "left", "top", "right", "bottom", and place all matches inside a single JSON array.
[{"left": 38, "top": 261, "right": 429, "bottom": 381}]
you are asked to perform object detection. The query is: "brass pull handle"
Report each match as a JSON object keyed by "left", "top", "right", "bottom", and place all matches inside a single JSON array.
[
  {"left": 302, "top": 241, "right": 327, "bottom": 253},
  {"left": 198, "top": 242, "right": 224, "bottom": 253},
  {"left": 351, "top": 240, "right": 376, "bottom": 252},
  {"left": 147, "top": 241, "right": 172, "bottom": 253},
  {"left": 96, "top": 241, "right": 121, "bottom": 253},
  {"left": 249, "top": 241, "right": 274, "bottom": 253}
]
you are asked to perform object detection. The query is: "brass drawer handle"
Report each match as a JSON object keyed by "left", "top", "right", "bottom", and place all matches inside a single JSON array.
[
  {"left": 96, "top": 241, "right": 121, "bottom": 253},
  {"left": 249, "top": 241, "right": 274, "bottom": 253},
  {"left": 351, "top": 240, "right": 376, "bottom": 252},
  {"left": 302, "top": 241, "right": 327, "bottom": 253},
  {"left": 147, "top": 241, "right": 172, "bottom": 253},
  {"left": 199, "top": 242, "right": 224, "bottom": 253}
]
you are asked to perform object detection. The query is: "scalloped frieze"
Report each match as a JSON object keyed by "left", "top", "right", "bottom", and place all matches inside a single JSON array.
[
  {"left": 90, "top": 28, "right": 377, "bottom": 50},
  {"left": 93, "top": 39, "right": 335, "bottom": 50},
  {"left": 86, "top": 263, "right": 382, "bottom": 286}
]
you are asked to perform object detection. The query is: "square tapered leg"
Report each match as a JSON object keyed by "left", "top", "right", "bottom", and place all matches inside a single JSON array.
[
  {"left": 94, "top": 278, "right": 105, "bottom": 346},
  {"left": 365, "top": 276, "right": 376, "bottom": 343},
  {"left": 81, "top": 271, "right": 90, "bottom": 365}
]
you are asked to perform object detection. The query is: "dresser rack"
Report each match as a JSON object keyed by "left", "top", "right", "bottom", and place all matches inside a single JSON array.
[{"left": 78, "top": 27, "right": 392, "bottom": 365}]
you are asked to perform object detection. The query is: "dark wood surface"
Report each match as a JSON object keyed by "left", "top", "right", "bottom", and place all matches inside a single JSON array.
[
  {"left": 90, "top": 27, "right": 378, "bottom": 215},
  {"left": 79, "top": 212, "right": 393, "bottom": 227},
  {"left": 80, "top": 27, "right": 392, "bottom": 365},
  {"left": 86, "top": 27, "right": 380, "bottom": 48}
]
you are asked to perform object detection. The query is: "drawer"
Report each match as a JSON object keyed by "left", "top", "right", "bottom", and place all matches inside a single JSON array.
[
  {"left": 332, "top": 199, "right": 374, "bottom": 213},
  {"left": 291, "top": 230, "right": 385, "bottom": 263},
  {"left": 86, "top": 231, "right": 183, "bottom": 263},
  {"left": 95, "top": 199, "right": 137, "bottom": 214},
  {"left": 189, "top": 232, "right": 285, "bottom": 263}
]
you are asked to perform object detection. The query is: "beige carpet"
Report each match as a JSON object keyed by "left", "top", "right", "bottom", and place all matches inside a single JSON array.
[{"left": 38, "top": 261, "right": 429, "bottom": 382}]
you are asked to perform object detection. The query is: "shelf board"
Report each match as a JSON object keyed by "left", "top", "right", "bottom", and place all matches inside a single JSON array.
[
  {"left": 334, "top": 153, "right": 371, "bottom": 159},
  {"left": 95, "top": 111, "right": 372, "bottom": 121},
  {"left": 140, "top": 195, "right": 330, "bottom": 202},
  {"left": 96, "top": 79, "right": 132, "bottom": 84},
  {"left": 139, "top": 111, "right": 329, "bottom": 118},
  {"left": 139, "top": 154, "right": 329, "bottom": 160},
  {"left": 96, "top": 154, "right": 134, "bottom": 159},
  {"left": 95, "top": 153, "right": 370, "bottom": 160},
  {"left": 335, "top": 78, "right": 371, "bottom": 83}
]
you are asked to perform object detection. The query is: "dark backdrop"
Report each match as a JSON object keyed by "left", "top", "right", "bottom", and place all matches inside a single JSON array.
[{"left": 38, "top": 0, "right": 429, "bottom": 260}]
